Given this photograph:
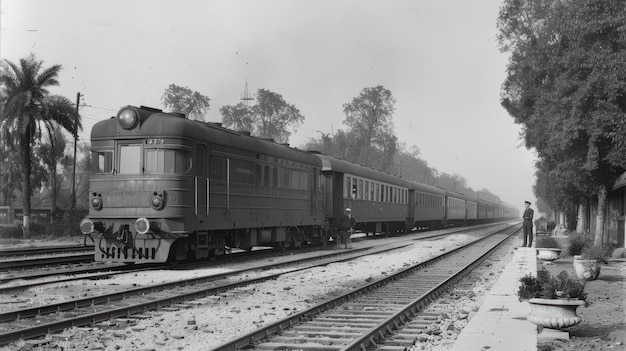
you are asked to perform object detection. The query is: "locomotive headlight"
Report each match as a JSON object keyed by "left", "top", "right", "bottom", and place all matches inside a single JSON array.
[
  {"left": 135, "top": 217, "right": 150, "bottom": 234},
  {"left": 80, "top": 218, "right": 94, "bottom": 235},
  {"left": 91, "top": 197, "right": 103, "bottom": 211},
  {"left": 118, "top": 108, "right": 139, "bottom": 129},
  {"left": 151, "top": 192, "right": 165, "bottom": 210}
]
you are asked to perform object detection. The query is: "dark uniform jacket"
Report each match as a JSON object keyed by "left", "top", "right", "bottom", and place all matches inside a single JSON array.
[
  {"left": 339, "top": 214, "right": 356, "bottom": 231},
  {"left": 523, "top": 208, "right": 534, "bottom": 227}
]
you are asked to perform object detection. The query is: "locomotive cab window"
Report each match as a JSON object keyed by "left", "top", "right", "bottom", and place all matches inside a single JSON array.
[
  {"left": 119, "top": 144, "right": 142, "bottom": 174},
  {"left": 93, "top": 150, "right": 113, "bottom": 174},
  {"left": 145, "top": 148, "right": 192, "bottom": 174}
]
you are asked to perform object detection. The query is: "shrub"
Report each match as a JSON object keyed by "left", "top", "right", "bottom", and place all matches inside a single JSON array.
[
  {"left": 567, "top": 231, "right": 592, "bottom": 256},
  {"left": 555, "top": 270, "right": 586, "bottom": 299},
  {"left": 0, "top": 225, "right": 24, "bottom": 238},
  {"left": 581, "top": 244, "right": 610, "bottom": 263},
  {"left": 517, "top": 267, "right": 587, "bottom": 301},
  {"left": 0, "top": 209, "right": 87, "bottom": 239}
]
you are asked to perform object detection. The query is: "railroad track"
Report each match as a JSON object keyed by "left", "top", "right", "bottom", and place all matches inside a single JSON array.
[
  {"left": 0, "top": 223, "right": 498, "bottom": 288},
  {"left": 211, "top": 224, "right": 520, "bottom": 351},
  {"left": 0, "top": 243, "right": 411, "bottom": 346},
  {"left": 0, "top": 245, "right": 94, "bottom": 258},
  {"left": 0, "top": 252, "right": 94, "bottom": 271},
  {"left": 0, "top": 222, "right": 514, "bottom": 347}
]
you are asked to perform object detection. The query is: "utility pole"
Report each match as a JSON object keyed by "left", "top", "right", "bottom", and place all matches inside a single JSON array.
[{"left": 71, "top": 92, "right": 80, "bottom": 210}]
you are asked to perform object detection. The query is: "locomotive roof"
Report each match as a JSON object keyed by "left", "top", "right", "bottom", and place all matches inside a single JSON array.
[{"left": 91, "top": 109, "right": 322, "bottom": 166}]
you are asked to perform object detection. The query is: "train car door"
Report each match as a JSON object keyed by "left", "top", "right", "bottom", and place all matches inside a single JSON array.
[
  {"left": 407, "top": 188, "right": 415, "bottom": 229},
  {"left": 195, "top": 144, "right": 208, "bottom": 217},
  {"left": 322, "top": 172, "right": 334, "bottom": 218},
  {"left": 194, "top": 144, "right": 209, "bottom": 259}
]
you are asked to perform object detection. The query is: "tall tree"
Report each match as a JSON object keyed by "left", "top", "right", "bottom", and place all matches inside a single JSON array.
[
  {"left": 72, "top": 141, "right": 92, "bottom": 210},
  {"left": 0, "top": 54, "right": 81, "bottom": 237},
  {"left": 220, "top": 103, "right": 255, "bottom": 132},
  {"left": 342, "top": 85, "right": 398, "bottom": 171},
  {"left": 0, "top": 90, "right": 19, "bottom": 205},
  {"left": 0, "top": 138, "right": 20, "bottom": 205},
  {"left": 220, "top": 89, "right": 304, "bottom": 144},
  {"left": 498, "top": 0, "right": 626, "bottom": 245},
  {"left": 35, "top": 126, "right": 68, "bottom": 216},
  {"left": 393, "top": 143, "right": 434, "bottom": 184},
  {"left": 161, "top": 84, "right": 211, "bottom": 121}
]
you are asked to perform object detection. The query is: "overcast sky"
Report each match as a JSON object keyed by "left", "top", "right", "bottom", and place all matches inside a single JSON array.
[{"left": 0, "top": 0, "right": 538, "bottom": 213}]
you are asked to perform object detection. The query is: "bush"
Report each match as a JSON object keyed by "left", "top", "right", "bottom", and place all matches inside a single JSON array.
[
  {"left": 0, "top": 209, "right": 87, "bottom": 239},
  {"left": 581, "top": 244, "right": 610, "bottom": 263},
  {"left": 0, "top": 225, "right": 24, "bottom": 238},
  {"left": 567, "top": 231, "right": 592, "bottom": 256},
  {"left": 518, "top": 267, "right": 587, "bottom": 301}
]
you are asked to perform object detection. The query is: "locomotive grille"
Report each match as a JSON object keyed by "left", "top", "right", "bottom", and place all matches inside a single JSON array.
[{"left": 100, "top": 191, "right": 155, "bottom": 207}]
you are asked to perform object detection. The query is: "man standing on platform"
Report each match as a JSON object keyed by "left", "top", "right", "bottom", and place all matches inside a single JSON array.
[
  {"left": 339, "top": 208, "right": 356, "bottom": 249},
  {"left": 522, "top": 201, "right": 534, "bottom": 247}
]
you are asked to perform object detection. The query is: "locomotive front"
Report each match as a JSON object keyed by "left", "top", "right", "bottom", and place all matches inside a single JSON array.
[{"left": 80, "top": 106, "right": 203, "bottom": 263}]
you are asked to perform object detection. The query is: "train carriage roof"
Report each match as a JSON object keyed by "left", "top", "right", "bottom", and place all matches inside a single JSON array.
[
  {"left": 443, "top": 189, "right": 473, "bottom": 201},
  {"left": 315, "top": 154, "right": 411, "bottom": 187},
  {"left": 408, "top": 182, "right": 446, "bottom": 196}
]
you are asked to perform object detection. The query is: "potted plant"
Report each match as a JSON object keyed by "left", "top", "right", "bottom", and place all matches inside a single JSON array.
[
  {"left": 518, "top": 267, "right": 587, "bottom": 330},
  {"left": 574, "top": 244, "right": 609, "bottom": 281},
  {"left": 535, "top": 236, "right": 562, "bottom": 261}
]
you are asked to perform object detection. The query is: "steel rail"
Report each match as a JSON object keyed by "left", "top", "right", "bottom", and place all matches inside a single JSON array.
[
  {"left": 0, "top": 253, "right": 94, "bottom": 271},
  {"left": 0, "top": 245, "right": 94, "bottom": 258},
  {"left": 0, "top": 222, "right": 512, "bottom": 346},
  {"left": 0, "top": 243, "right": 416, "bottom": 345},
  {"left": 209, "top": 223, "right": 520, "bottom": 351}
]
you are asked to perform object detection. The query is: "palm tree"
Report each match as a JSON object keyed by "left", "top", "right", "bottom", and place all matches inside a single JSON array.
[{"left": 0, "top": 54, "right": 81, "bottom": 238}]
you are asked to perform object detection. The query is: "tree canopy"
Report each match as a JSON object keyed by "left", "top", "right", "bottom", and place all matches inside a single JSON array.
[
  {"left": 220, "top": 89, "right": 304, "bottom": 144},
  {"left": 498, "top": 0, "right": 626, "bottom": 242},
  {"left": 342, "top": 85, "right": 398, "bottom": 170},
  {"left": 161, "top": 84, "right": 211, "bottom": 121}
]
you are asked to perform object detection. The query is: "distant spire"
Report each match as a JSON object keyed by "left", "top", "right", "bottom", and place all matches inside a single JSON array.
[{"left": 241, "top": 78, "right": 254, "bottom": 106}]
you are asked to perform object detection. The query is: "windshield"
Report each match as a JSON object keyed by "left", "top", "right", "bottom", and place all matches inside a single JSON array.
[{"left": 145, "top": 148, "right": 192, "bottom": 174}]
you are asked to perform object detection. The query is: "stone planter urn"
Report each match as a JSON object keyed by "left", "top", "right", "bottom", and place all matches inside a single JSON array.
[
  {"left": 537, "top": 248, "right": 561, "bottom": 261},
  {"left": 573, "top": 259, "right": 601, "bottom": 281},
  {"left": 527, "top": 298, "right": 585, "bottom": 329}
]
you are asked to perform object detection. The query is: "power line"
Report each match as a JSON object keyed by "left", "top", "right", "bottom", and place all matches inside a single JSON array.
[{"left": 82, "top": 104, "right": 119, "bottom": 112}]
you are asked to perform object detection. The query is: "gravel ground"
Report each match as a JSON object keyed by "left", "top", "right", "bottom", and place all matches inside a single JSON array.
[
  {"left": 4, "top": 227, "right": 624, "bottom": 351},
  {"left": 2, "top": 228, "right": 502, "bottom": 351}
]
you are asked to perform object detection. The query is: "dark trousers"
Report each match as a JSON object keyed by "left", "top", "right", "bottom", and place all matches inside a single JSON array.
[
  {"left": 339, "top": 230, "right": 351, "bottom": 248},
  {"left": 522, "top": 224, "right": 533, "bottom": 247}
]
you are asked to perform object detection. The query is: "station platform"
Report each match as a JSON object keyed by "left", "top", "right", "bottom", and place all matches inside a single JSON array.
[{"left": 450, "top": 247, "right": 538, "bottom": 351}]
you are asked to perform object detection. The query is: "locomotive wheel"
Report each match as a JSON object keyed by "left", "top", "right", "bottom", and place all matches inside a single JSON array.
[{"left": 167, "top": 242, "right": 182, "bottom": 265}]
